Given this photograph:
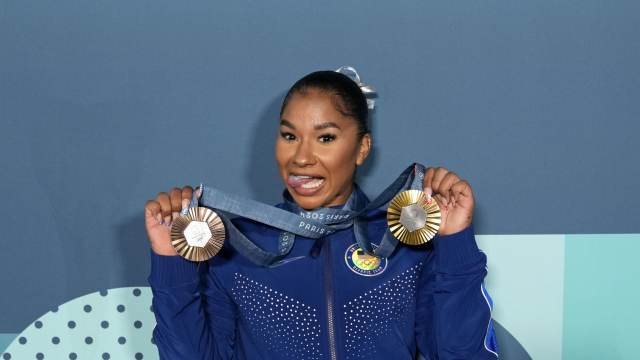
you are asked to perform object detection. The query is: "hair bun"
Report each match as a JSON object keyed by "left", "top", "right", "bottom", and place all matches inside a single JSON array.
[{"left": 335, "top": 66, "right": 377, "bottom": 110}]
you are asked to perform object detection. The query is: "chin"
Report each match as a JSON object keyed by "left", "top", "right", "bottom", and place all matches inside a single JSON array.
[
  {"left": 292, "top": 195, "right": 324, "bottom": 211},
  {"left": 286, "top": 189, "right": 325, "bottom": 210}
]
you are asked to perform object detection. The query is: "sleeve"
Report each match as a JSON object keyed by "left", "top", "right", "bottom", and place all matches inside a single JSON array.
[
  {"left": 148, "top": 250, "right": 237, "bottom": 360},
  {"left": 415, "top": 225, "right": 499, "bottom": 359}
]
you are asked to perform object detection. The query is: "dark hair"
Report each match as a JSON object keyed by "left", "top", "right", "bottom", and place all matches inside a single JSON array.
[{"left": 280, "top": 70, "right": 370, "bottom": 137}]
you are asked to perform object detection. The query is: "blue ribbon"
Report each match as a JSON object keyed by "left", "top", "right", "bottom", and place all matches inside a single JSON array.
[{"left": 189, "top": 163, "right": 426, "bottom": 266}]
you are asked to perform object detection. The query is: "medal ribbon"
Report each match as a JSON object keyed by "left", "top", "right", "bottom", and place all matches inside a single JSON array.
[{"left": 190, "top": 163, "right": 426, "bottom": 266}]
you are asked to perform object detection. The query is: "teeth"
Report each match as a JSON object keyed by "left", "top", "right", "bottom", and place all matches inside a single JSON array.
[
  {"left": 301, "top": 178, "right": 325, "bottom": 189},
  {"left": 291, "top": 175, "right": 313, "bottom": 180}
]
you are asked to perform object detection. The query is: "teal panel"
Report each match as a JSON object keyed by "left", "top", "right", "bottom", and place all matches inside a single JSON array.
[
  {"left": 563, "top": 234, "right": 640, "bottom": 360},
  {"left": 477, "top": 234, "right": 565, "bottom": 360},
  {"left": 3, "top": 287, "right": 158, "bottom": 360},
  {"left": 0, "top": 334, "right": 17, "bottom": 354}
]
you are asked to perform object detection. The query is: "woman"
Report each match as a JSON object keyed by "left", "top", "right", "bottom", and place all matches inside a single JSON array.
[{"left": 145, "top": 69, "right": 499, "bottom": 359}]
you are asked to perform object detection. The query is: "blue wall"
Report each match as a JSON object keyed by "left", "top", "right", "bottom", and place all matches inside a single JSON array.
[{"left": 1, "top": 0, "right": 639, "bottom": 357}]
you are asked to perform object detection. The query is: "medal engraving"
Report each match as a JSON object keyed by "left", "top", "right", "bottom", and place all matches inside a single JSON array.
[
  {"left": 183, "top": 221, "right": 212, "bottom": 248},
  {"left": 170, "top": 207, "right": 226, "bottom": 261},
  {"left": 387, "top": 190, "right": 441, "bottom": 245},
  {"left": 399, "top": 203, "right": 428, "bottom": 232}
]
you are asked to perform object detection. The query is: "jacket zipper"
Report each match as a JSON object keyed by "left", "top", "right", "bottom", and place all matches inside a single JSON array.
[{"left": 323, "top": 237, "right": 338, "bottom": 360}]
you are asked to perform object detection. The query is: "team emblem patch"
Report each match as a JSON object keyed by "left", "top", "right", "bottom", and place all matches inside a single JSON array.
[{"left": 344, "top": 243, "right": 388, "bottom": 277}]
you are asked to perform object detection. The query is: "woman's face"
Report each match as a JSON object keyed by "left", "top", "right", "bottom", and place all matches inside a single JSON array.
[{"left": 275, "top": 89, "right": 371, "bottom": 210}]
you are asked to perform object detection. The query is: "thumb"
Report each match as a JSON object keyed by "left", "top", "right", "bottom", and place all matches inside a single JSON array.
[
  {"left": 432, "top": 194, "right": 448, "bottom": 232},
  {"left": 144, "top": 201, "right": 163, "bottom": 227}
]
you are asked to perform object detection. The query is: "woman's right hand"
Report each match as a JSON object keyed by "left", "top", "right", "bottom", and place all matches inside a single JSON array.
[{"left": 144, "top": 186, "right": 197, "bottom": 255}]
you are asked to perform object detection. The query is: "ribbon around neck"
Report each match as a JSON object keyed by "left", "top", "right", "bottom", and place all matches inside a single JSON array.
[{"left": 189, "top": 163, "right": 427, "bottom": 266}]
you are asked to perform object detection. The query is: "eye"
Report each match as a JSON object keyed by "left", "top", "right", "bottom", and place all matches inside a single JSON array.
[
  {"left": 318, "top": 134, "right": 336, "bottom": 143},
  {"left": 280, "top": 132, "right": 296, "bottom": 141}
]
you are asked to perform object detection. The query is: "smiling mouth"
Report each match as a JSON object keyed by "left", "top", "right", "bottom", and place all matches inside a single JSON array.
[{"left": 287, "top": 174, "right": 326, "bottom": 192}]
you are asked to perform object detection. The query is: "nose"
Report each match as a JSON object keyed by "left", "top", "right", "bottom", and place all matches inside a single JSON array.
[{"left": 292, "top": 139, "right": 316, "bottom": 167}]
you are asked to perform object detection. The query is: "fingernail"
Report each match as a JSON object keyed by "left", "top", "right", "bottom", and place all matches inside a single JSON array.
[
  {"left": 181, "top": 199, "right": 190, "bottom": 215},
  {"left": 172, "top": 211, "right": 179, "bottom": 221},
  {"left": 155, "top": 213, "right": 163, "bottom": 224},
  {"left": 164, "top": 215, "right": 171, "bottom": 224},
  {"left": 425, "top": 187, "right": 433, "bottom": 199}
]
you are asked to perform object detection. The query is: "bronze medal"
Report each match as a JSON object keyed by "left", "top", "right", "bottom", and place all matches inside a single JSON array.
[
  {"left": 170, "top": 207, "right": 226, "bottom": 261},
  {"left": 387, "top": 190, "right": 441, "bottom": 245}
]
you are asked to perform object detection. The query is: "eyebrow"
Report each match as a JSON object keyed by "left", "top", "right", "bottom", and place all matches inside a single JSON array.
[{"left": 280, "top": 119, "right": 342, "bottom": 131}]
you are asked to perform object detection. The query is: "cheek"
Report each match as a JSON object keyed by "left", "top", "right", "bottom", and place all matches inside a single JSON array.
[
  {"left": 320, "top": 144, "right": 358, "bottom": 180},
  {"left": 274, "top": 141, "right": 290, "bottom": 166},
  {"left": 274, "top": 145, "right": 287, "bottom": 179},
  {"left": 275, "top": 142, "right": 299, "bottom": 181}
]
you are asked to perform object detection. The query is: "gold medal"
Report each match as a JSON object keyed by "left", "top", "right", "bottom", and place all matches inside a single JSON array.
[
  {"left": 170, "top": 207, "right": 226, "bottom": 261},
  {"left": 387, "top": 190, "right": 441, "bottom": 245}
]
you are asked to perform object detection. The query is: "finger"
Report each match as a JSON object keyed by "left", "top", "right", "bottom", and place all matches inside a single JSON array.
[
  {"left": 432, "top": 193, "right": 443, "bottom": 208},
  {"left": 431, "top": 167, "right": 449, "bottom": 195},
  {"left": 157, "top": 192, "right": 172, "bottom": 225},
  {"left": 451, "top": 180, "right": 474, "bottom": 206},
  {"left": 423, "top": 167, "right": 436, "bottom": 195},
  {"left": 181, "top": 186, "right": 193, "bottom": 213},
  {"left": 145, "top": 200, "right": 162, "bottom": 226},
  {"left": 433, "top": 194, "right": 448, "bottom": 214},
  {"left": 439, "top": 172, "right": 460, "bottom": 202},
  {"left": 433, "top": 193, "right": 454, "bottom": 235},
  {"left": 170, "top": 187, "right": 182, "bottom": 221}
]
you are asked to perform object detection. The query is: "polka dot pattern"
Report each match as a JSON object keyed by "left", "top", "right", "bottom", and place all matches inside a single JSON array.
[
  {"left": 344, "top": 263, "right": 423, "bottom": 359},
  {"left": 232, "top": 273, "right": 322, "bottom": 359},
  {"left": 2, "top": 287, "right": 158, "bottom": 359}
]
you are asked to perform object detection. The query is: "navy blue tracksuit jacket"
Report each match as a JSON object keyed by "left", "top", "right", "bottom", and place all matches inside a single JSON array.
[{"left": 149, "top": 205, "right": 499, "bottom": 359}]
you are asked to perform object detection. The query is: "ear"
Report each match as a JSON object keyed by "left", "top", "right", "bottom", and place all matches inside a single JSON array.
[{"left": 356, "top": 133, "right": 371, "bottom": 166}]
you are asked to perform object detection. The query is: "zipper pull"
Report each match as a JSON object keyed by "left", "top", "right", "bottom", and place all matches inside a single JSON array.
[{"left": 309, "top": 236, "right": 327, "bottom": 258}]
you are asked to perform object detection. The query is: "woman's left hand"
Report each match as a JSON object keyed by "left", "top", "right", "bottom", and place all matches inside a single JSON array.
[{"left": 423, "top": 166, "right": 475, "bottom": 236}]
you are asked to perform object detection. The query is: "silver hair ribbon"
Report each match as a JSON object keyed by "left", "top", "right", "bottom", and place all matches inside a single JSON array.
[{"left": 335, "top": 66, "right": 377, "bottom": 110}]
